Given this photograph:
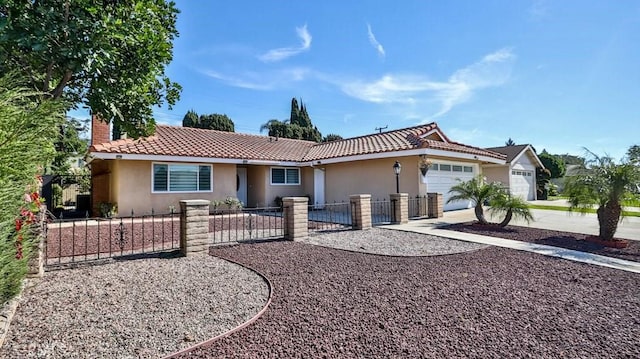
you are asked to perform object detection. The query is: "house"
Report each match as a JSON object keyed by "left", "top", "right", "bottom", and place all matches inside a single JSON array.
[
  {"left": 87, "top": 116, "right": 508, "bottom": 216},
  {"left": 483, "top": 144, "right": 544, "bottom": 200}
]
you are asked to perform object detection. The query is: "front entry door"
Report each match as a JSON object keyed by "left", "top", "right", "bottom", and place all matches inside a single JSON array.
[
  {"left": 314, "top": 168, "right": 325, "bottom": 208},
  {"left": 236, "top": 168, "right": 247, "bottom": 206}
]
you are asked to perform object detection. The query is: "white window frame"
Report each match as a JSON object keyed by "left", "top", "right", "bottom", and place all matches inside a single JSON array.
[
  {"left": 270, "top": 167, "right": 301, "bottom": 186},
  {"left": 151, "top": 162, "right": 213, "bottom": 194}
]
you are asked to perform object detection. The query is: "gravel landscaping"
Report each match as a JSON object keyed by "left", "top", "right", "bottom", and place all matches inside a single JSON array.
[
  {"left": 304, "top": 227, "right": 488, "bottom": 256},
  {"left": 4, "top": 228, "right": 639, "bottom": 358},
  {"left": 0, "top": 254, "right": 269, "bottom": 359},
  {"left": 177, "top": 242, "right": 640, "bottom": 358},
  {"left": 445, "top": 222, "right": 640, "bottom": 262}
]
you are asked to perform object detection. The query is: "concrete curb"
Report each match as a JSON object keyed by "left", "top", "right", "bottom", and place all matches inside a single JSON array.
[{"left": 0, "top": 280, "right": 28, "bottom": 350}]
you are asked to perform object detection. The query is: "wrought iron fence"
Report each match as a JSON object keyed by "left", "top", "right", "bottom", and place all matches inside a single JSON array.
[
  {"left": 45, "top": 209, "right": 179, "bottom": 269},
  {"left": 371, "top": 198, "right": 393, "bottom": 225},
  {"left": 308, "top": 201, "right": 353, "bottom": 234},
  {"left": 408, "top": 195, "right": 428, "bottom": 219},
  {"left": 209, "top": 206, "right": 284, "bottom": 243}
]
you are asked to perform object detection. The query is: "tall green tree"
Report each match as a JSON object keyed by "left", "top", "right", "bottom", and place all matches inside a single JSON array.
[
  {"left": 260, "top": 98, "right": 324, "bottom": 142},
  {"left": 322, "top": 134, "right": 343, "bottom": 142},
  {"left": 0, "top": 0, "right": 182, "bottom": 138},
  {"left": 564, "top": 150, "right": 640, "bottom": 241},
  {"left": 536, "top": 150, "right": 566, "bottom": 198},
  {"left": 182, "top": 111, "right": 235, "bottom": 132},
  {"left": 505, "top": 138, "right": 516, "bottom": 146}
]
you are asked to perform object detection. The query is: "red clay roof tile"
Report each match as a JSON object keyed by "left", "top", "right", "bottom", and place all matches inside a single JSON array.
[{"left": 89, "top": 123, "right": 506, "bottom": 162}]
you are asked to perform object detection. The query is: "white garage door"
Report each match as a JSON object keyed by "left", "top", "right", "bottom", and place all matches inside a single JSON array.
[
  {"left": 426, "top": 163, "right": 477, "bottom": 211},
  {"left": 511, "top": 170, "right": 534, "bottom": 200}
]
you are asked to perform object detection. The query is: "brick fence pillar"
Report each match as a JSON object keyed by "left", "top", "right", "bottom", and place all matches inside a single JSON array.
[
  {"left": 283, "top": 197, "right": 308, "bottom": 241},
  {"left": 390, "top": 193, "right": 409, "bottom": 224},
  {"left": 427, "top": 193, "right": 444, "bottom": 218},
  {"left": 350, "top": 194, "right": 372, "bottom": 230},
  {"left": 180, "top": 200, "right": 210, "bottom": 256}
]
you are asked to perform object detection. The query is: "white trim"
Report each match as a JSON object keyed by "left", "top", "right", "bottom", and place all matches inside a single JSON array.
[
  {"left": 92, "top": 147, "right": 505, "bottom": 167},
  {"left": 304, "top": 148, "right": 505, "bottom": 166},
  {"left": 151, "top": 162, "right": 213, "bottom": 194},
  {"left": 91, "top": 152, "right": 299, "bottom": 166},
  {"left": 270, "top": 167, "right": 301, "bottom": 186}
]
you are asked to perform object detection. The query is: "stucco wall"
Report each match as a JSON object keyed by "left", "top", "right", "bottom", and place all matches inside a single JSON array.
[
  {"left": 262, "top": 166, "right": 309, "bottom": 207},
  {"left": 112, "top": 160, "right": 236, "bottom": 215},
  {"left": 323, "top": 157, "right": 421, "bottom": 203},
  {"left": 482, "top": 166, "right": 510, "bottom": 186}
]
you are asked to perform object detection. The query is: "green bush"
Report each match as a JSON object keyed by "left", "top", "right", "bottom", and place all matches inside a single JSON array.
[{"left": 0, "top": 74, "right": 64, "bottom": 304}]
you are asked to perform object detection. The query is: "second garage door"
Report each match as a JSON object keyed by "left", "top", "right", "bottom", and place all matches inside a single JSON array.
[{"left": 510, "top": 170, "right": 535, "bottom": 200}]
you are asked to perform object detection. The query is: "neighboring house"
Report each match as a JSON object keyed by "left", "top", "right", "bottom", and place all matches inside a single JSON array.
[
  {"left": 87, "top": 116, "right": 506, "bottom": 216},
  {"left": 483, "top": 144, "right": 544, "bottom": 200}
]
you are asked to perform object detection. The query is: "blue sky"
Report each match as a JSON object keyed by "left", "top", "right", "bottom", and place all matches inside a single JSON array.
[{"left": 74, "top": 0, "right": 640, "bottom": 159}]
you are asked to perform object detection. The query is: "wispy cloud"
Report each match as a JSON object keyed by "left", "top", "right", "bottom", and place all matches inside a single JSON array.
[
  {"left": 258, "top": 24, "right": 312, "bottom": 62},
  {"left": 528, "top": 0, "right": 549, "bottom": 21},
  {"left": 202, "top": 67, "right": 312, "bottom": 90},
  {"left": 338, "top": 48, "right": 516, "bottom": 119},
  {"left": 367, "top": 24, "right": 385, "bottom": 59}
]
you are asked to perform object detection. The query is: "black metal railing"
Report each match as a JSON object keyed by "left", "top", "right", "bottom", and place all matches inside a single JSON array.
[
  {"left": 371, "top": 198, "right": 392, "bottom": 225},
  {"left": 45, "top": 209, "right": 179, "bottom": 268},
  {"left": 209, "top": 206, "right": 284, "bottom": 243},
  {"left": 408, "top": 195, "right": 428, "bottom": 219},
  {"left": 308, "top": 201, "right": 352, "bottom": 233}
]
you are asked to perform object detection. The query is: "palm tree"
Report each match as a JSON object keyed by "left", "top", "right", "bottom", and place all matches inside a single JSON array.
[
  {"left": 564, "top": 150, "right": 640, "bottom": 241},
  {"left": 447, "top": 176, "right": 503, "bottom": 224},
  {"left": 489, "top": 192, "right": 534, "bottom": 227}
]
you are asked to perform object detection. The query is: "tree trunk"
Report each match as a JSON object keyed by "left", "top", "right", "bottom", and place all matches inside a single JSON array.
[
  {"left": 498, "top": 209, "right": 513, "bottom": 227},
  {"left": 597, "top": 201, "right": 621, "bottom": 241},
  {"left": 475, "top": 203, "right": 488, "bottom": 225}
]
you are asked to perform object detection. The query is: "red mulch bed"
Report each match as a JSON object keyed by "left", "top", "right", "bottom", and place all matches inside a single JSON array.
[{"left": 445, "top": 222, "right": 640, "bottom": 262}]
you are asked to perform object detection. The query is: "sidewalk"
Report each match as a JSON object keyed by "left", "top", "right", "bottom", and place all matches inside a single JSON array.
[{"left": 383, "top": 210, "right": 640, "bottom": 274}]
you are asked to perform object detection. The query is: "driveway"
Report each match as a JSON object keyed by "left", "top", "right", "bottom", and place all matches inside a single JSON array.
[{"left": 422, "top": 207, "right": 640, "bottom": 241}]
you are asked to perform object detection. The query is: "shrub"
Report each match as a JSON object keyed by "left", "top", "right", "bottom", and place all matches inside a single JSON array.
[{"left": 0, "top": 73, "right": 64, "bottom": 304}]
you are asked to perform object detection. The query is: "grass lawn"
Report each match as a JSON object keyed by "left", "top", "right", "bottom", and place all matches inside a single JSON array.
[{"left": 527, "top": 204, "right": 640, "bottom": 217}]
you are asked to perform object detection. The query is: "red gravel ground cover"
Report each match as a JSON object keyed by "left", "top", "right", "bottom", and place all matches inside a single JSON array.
[
  {"left": 445, "top": 222, "right": 640, "bottom": 262},
  {"left": 175, "top": 242, "right": 640, "bottom": 358}
]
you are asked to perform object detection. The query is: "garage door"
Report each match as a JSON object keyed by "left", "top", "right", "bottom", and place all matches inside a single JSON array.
[
  {"left": 511, "top": 170, "right": 534, "bottom": 200},
  {"left": 426, "top": 163, "right": 476, "bottom": 211}
]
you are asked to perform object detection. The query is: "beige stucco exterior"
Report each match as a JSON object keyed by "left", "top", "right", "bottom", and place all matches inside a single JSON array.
[
  {"left": 247, "top": 166, "right": 312, "bottom": 207},
  {"left": 322, "top": 157, "right": 424, "bottom": 203},
  {"left": 103, "top": 160, "right": 237, "bottom": 216}
]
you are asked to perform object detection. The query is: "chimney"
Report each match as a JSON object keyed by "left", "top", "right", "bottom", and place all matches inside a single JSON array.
[{"left": 91, "top": 114, "right": 110, "bottom": 145}]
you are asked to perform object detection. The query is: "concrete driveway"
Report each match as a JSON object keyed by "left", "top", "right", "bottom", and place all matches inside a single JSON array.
[{"left": 423, "top": 207, "right": 640, "bottom": 241}]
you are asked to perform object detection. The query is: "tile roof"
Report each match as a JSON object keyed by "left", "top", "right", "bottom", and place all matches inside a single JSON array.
[
  {"left": 90, "top": 123, "right": 506, "bottom": 163},
  {"left": 89, "top": 125, "right": 316, "bottom": 162},
  {"left": 303, "top": 123, "right": 506, "bottom": 161},
  {"left": 485, "top": 144, "right": 530, "bottom": 163}
]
